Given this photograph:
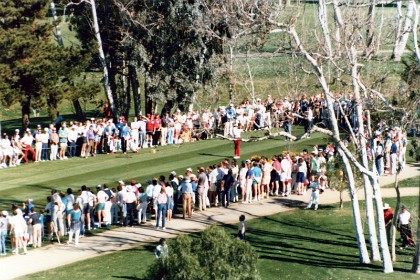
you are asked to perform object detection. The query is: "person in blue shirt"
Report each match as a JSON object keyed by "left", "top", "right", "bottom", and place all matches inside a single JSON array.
[
  {"left": 252, "top": 162, "right": 262, "bottom": 201},
  {"left": 245, "top": 162, "right": 254, "bottom": 203},
  {"left": 120, "top": 121, "right": 131, "bottom": 154}
]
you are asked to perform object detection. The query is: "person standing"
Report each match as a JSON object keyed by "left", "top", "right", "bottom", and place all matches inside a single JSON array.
[
  {"left": 21, "top": 129, "right": 35, "bottom": 163},
  {"left": 304, "top": 105, "right": 313, "bottom": 136},
  {"left": 68, "top": 203, "right": 82, "bottom": 245},
  {"left": 124, "top": 187, "right": 137, "bottom": 227},
  {"left": 221, "top": 169, "right": 235, "bottom": 208},
  {"left": 180, "top": 177, "right": 193, "bottom": 219},
  {"left": 233, "top": 123, "right": 242, "bottom": 159},
  {"left": 383, "top": 203, "right": 394, "bottom": 244},
  {"left": 28, "top": 208, "right": 42, "bottom": 248},
  {"left": 50, "top": 128, "right": 59, "bottom": 161},
  {"left": 0, "top": 211, "right": 8, "bottom": 256},
  {"left": 390, "top": 137, "right": 398, "bottom": 175},
  {"left": 398, "top": 205, "right": 413, "bottom": 249},
  {"left": 58, "top": 123, "right": 68, "bottom": 160},
  {"left": 237, "top": 215, "right": 246, "bottom": 240},
  {"left": 155, "top": 187, "right": 168, "bottom": 230},
  {"left": 196, "top": 167, "right": 208, "bottom": 211},
  {"left": 305, "top": 176, "right": 325, "bottom": 211}
]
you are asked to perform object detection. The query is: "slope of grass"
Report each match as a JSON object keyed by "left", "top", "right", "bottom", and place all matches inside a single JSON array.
[{"left": 23, "top": 196, "right": 419, "bottom": 280}]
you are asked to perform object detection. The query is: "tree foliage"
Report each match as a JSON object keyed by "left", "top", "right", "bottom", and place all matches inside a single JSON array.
[
  {"left": 146, "top": 226, "right": 260, "bottom": 280},
  {"left": 0, "top": 0, "right": 89, "bottom": 125}
]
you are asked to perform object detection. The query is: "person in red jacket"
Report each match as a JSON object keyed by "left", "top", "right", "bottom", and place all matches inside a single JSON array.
[
  {"left": 153, "top": 114, "right": 162, "bottom": 146},
  {"left": 145, "top": 114, "right": 155, "bottom": 148}
]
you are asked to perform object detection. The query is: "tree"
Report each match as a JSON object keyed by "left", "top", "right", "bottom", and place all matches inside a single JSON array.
[
  {"left": 146, "top": 226, "right": 260, "bottom": 280},
  {"left": 0, "top": 0, "right": 87, "bottom": 128},
  {"left": 268, "top": 1, "right": 398, "bottom": 271}
]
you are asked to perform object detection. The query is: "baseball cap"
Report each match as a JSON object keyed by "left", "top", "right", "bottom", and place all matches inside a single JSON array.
[
  {"left": 186, "top": 168, "right": 193, "bottom": 173},
  {"left": 131, "top": 180, "right": 136, "bottom": 185}
]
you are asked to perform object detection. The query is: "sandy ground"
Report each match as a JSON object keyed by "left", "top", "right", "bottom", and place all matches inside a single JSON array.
[{"left": 1, "top": 164, "right": 419, "bottom": 279}]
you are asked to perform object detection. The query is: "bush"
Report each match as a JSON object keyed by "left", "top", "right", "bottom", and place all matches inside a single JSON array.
[{"left": 145, "top": 226, "right": 260, "bottom": 280}]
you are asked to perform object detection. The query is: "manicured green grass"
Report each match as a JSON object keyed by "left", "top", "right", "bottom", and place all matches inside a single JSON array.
[
  {"left": 382, "top": 176, "right": 420, "bottom": 188},
  {"left": 23, "top": 196, "right": 419, "bottom": 280},
  {"left": 0, "top": 126, "right": 323, "bottom": 211}
]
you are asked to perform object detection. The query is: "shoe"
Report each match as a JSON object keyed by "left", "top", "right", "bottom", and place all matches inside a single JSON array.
[
  {"left": 155, "top": 226, "right": 159, "bottom": 229},
  {"left": 162, "top": 227, "right": 166, "bottom": 230}
]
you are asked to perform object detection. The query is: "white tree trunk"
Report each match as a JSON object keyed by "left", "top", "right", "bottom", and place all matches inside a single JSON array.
[
  {"left": 332, "top": 0, "right": 343, "bottom": 56},
  {"left": 289, "top": 27, "right": 372, "bottom": 264},
  {"left": 393, "top": 0, "right": 415, "bottom": 61},
  {"left": 338, "top": 148, "right": 371, "bottom": 264},
  {"left": 413, "top": 3, "right": 420, "bottom": 66},
  {"left": 90, "top": 0, "right": 117, "bottom": 117},
  {"left": 376, "top": 3, "right": 385, "bottom": 54},
  {"left": 365, "top": 0, "right": 376, "bottom": 58},
  {"left": 350, "top": 46, "right": 381, "bottom": 261},
  {"left": 50, "top": 1, "right": 63, "bottom": 46},
  {"left": 318, "top": 0, "right": 333, "bottom": 58}
]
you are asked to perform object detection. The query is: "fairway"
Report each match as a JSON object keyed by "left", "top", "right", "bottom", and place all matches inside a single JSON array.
[{"left": 0, "top": 127, "right": 326, "bottom": 210}]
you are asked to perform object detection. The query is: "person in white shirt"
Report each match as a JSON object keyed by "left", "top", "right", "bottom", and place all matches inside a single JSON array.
[
  {"left": 398, "top": 205, "right": 413, "bottom": 249},
  {"left": 305, "top": 176, "right": 325, "bottom": 211},
  {"left": 305, "top": 105, "right": 313, "bottom": 136},
  {"left": 96, "top": 185, "right": 109, "bottom": 228}
]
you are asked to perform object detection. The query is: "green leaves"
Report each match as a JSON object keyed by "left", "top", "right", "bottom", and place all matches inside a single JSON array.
[{"left": 146, "top": 226, "right": 261, "bottom": 280}]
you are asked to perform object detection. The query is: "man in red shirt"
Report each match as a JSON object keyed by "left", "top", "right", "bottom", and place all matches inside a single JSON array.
[
  {"left": 153, "top": 113, "right": 162, "bottom": 146},
  {"left": 383, "top": 203, "right": 394, "bottom": 244},
  {"left": 145, "top": 114, "right": 155, "bottom": 148}
]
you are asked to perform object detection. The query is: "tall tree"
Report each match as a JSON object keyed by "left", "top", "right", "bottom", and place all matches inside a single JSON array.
[{"left": 0, "top": 0, "right": 87, "bottom": 127}]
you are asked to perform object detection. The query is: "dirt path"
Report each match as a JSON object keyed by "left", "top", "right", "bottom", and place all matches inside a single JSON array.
[{"left": 1, "top": 164, "right": 419, "bottom": 279}]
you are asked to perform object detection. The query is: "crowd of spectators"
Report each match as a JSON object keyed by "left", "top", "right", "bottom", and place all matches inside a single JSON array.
[
  {"left": 0, "top": 93, "right": 411, "bottom": 256},
  {"left": 0, "top": 93, "right": 378, "bottom": 168}
]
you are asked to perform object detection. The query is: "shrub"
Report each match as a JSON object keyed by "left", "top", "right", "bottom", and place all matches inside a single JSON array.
[{"left": 145, "top": 226, "right": 260, "bottom": 280}]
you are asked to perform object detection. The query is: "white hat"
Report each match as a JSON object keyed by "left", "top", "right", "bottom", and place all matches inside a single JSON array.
[
  {"left": 186, "top": 168, "right": 193, "bottom": 173},
  {"left": 118, "top": 180, "right": 125, "bottom": 185},
  {"left": 383, "top": 203, "right": 390, "bottom": 210},
  {"left": 171, "top": 171, "right": 177, "bottom": 176},
  {"left": 1, "top": 210, "right": 8, "bottom": 216}
]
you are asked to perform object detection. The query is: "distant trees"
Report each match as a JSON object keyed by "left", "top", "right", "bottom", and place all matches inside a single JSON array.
[{"left": 146, "top": 226, "right": 260, "bottom": 280}]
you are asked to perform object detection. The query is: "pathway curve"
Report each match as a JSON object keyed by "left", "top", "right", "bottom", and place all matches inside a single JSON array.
[{"left": 1, "top": 164, "right": 419, "bottom": 279}]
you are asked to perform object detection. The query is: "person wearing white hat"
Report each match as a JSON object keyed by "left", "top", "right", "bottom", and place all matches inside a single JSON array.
[{"left": 383, "top": 203, "right": 393, "bottom": 244}]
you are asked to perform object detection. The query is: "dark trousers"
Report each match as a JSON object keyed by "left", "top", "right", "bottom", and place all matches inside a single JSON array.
[
  {"left": 222, "top": 190, "right": 231, "bottom": 207},
  {"left": 41, "top": 143, "right": 49, "bottom": 160},
  {"left": 69, "top": 141, "right": 77, "bottom": 157},
  {"left": 126, "top": 203, "right": 135, "bottom": 226}
]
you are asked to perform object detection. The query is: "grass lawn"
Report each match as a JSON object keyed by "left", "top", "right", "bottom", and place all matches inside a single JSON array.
[
  {"left": 382, "top": 176, "right": 420, "bottom": 189},
  {"left": 23, "top": 196, "right": 419, "bottom": 280},
  {"left": 0, "top": 126, "right": 324, "bottom": 211}
]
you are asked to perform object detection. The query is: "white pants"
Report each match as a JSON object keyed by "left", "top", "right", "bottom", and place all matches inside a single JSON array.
[
  {"left": 307, "top": 190, "right": 320, "bottom": 210},
  {"left": 161, "top": 127, "right": 168, "bottom": 146},
  {"left": 32, "top": 224, "right": 42, "bottom": 248},
  {"left": 104, "top": 201, "right": 112, "bottom": 224},
  {"left": 390, "top": 153, "right": 397, "bottom": 174},
  {"left": 137, "top": 201, "right": 148, "bottom": 223},
  {"left": 245, "top": 180, "right": 253, "bottom": 202},
  {"left": 50, "top": 144, "right": 58, "bottom": 160}
]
